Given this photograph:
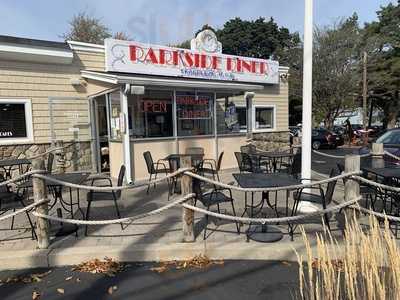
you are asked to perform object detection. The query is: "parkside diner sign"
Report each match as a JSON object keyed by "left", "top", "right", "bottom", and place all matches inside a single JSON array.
[{"left": 105, "top": 35, "right": 280, "bottom": 84}]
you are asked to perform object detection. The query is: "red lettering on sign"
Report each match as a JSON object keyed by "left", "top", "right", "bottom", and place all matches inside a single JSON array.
[
  {"left": 141, "top": 100, "right": 168, "bottom": 113},
  {"left": 144, "top": 48, "right": 158, "bottom": 64}
]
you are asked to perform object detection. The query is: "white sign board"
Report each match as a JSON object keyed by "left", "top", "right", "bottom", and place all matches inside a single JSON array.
[{"left": 105, "top": 38, "right": 280, "bottom": 84}]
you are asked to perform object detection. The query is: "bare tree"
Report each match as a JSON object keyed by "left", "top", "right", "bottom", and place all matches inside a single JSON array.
[
  {"left": 113, "top": 31, "right": 132, "bottom": 41},
  {"left": 312, "top": 15, "right": 361, "bottom": 129},
  {"left": 62, "top": 12, "right": 111, "bottom": 44}
]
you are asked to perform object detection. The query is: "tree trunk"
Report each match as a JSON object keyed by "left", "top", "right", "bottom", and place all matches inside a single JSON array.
[{"left": 385, "top": 92, "right": 400, "bottom": 129}]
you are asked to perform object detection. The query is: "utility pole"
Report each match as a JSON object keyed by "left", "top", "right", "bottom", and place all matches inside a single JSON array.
[{"left": 362, "top": 51, "right": 368, "bottom": 145}]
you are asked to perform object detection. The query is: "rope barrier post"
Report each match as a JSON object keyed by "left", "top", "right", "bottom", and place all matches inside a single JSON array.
[
  {"left": 32, "top": 154, "right": 50, "bottom": 249},
  {"left": 372, "top": 143, "right": 385, "bottom": 169},
  {"left": 181, "top": 156, "right": 195, "bottom": 242},
  {"left": 372, "top": 143, "right": 384, "bottom": 157},
  {"left": 339, "top": 155, "right": 361, "bottom": 230},
  {"left": 55, "top": 140, "right": 66, "bottom": 174}
]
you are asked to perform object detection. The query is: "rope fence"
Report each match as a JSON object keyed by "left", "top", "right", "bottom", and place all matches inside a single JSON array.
[
  {"left": 312, "top": 149, "right": 372, "bottom": 159},
  {"left": 0, "top": 170, "right": 46, "bottom": 187},
  {"left": 26, "top": 142, "right": 78, "bottom": 160},
  {"left": 352, "top": 175, "right": 400, "bottom": 193},
  {"left": 182, "top": 197, "right": 361, "bottom": 225},
  {"left": 32, "top": 193, "right": 195, "bottom": 225},
  {"left": 185, "top": 170, "right": 362, "bottom": 193},
  {"left": 0, "top": 198, "right": 48, "bottom": 222},
  {"left": 31, "top": 167, "right": 192, "bottom": 192},
  {"left": 384, "top": 150, "right": 400, "bottom": 161}
]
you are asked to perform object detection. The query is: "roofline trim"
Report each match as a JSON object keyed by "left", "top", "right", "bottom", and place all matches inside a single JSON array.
[
  {"left": 67, "top": 40, "right": 105, "bottom": 53},
  {"left": 81, "top": 70, "right": 265, "bottom": 91}
]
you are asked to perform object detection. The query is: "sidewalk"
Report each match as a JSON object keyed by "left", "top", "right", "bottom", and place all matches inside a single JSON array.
[{"left": 0, "top": 169, "right": 348, "bottom": 270}]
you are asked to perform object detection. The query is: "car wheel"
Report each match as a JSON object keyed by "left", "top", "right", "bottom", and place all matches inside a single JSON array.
[{"left": 312, "top": 141, "right": 321, "bottom": 150}]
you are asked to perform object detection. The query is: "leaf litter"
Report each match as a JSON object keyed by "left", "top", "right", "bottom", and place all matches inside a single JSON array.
[{"left": 150, "top": 255, "right": 224, "bottom": 273}]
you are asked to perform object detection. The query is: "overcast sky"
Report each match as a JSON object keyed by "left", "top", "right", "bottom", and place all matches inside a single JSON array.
[{"left": 0, "top": 0, "right": 396, "bottom": 44}]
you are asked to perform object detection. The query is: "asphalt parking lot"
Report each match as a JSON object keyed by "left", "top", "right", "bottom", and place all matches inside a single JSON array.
[{"left": 0, "top": 260, "right": 300, "bottom": 300}]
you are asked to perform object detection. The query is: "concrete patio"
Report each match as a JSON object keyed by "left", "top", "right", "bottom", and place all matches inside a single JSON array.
[{"left": 0, "top": 169, "right": 355, "bottom": 270}]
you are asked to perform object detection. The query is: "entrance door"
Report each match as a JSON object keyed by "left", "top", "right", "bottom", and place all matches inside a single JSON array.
[{"left": 93, "top": 95, "right": 110, "bottom": 172}]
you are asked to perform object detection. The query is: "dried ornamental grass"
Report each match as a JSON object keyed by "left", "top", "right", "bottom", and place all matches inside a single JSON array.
[{"left": 295, "top": 214, "right": 400, "bottom": 300}]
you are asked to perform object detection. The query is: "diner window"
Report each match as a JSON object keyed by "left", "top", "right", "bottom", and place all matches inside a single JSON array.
[
  {"left": 130, "top": 90, "right": 173, "bottom": 138},
  {"left": 109, "top": 91, "right": 122, "bottom": 140},
  {"left": 0, "top": 99, "right": 33, "bottom": 143},
  {"left": 177, "top": 91, "right": 214, "bottom": 136},
  {"left": 216, "top": 92, "right": 246, "bottom": 134},
  {"left": 253, "top": 105, "right": 275, "bottom": 131}
]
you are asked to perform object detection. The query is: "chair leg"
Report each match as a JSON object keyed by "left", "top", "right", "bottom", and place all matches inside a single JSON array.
[
  {"left": 85, "top": 200, "right": 92, "bottom": 236},
  {"left": 230, "top": 201, "right": 240, "bottom": 235},
  {"left": 25, "top": 211, "right": 37, "bottom": 240},
  {"left": 147, "top": 174, "right": 153, "bottom": 194},
  {"left": 11, "top": 209, "right": 15, "bottom": 230},
  {"left": 204, "top": 205, "right": 210, "bottom": 240},
  {"left": 113, "top": 198, "right": 123, "bottom": 230},
  {"left": 153, "top": 173, "right": 158, "bottom": 190}
]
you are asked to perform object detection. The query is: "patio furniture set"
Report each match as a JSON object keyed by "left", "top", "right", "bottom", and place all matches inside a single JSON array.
[{"left": 0, "top": 153, "right": 126, "bottom": 239}]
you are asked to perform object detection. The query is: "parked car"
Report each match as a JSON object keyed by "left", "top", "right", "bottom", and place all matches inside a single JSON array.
[
  {"left": 375, "top": 128, "right": 400, "bottom": 157},
  {"left": 312, "top": 128, "right": 344, "bottom": 150}
]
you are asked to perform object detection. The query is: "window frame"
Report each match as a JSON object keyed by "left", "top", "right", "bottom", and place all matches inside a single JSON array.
[
  {"left": 252, "top": 104, "right": 276, "bottom": 132},
  {"left": 235, "top": 105, "right": 248, "bottom": 133},
  {"left": 0, "top": 98, "right": 34, "bottom": 144}
]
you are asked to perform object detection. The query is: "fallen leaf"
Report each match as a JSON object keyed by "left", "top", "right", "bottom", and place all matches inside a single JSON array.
[
  {"left": 76, "top": 278, "right": 81, "bottom": 282},
  {"left": 65, "top": 276, "right": 73, "bottom": 281},
  {"left": 282, "top": 261, "right": 291, "bottom": 266},
  {"left": 32, "top": 290, "right": 40, "bottom": 300},
  {"left": 107, "top": 287, "right": 113, "bottom": 295},
  {"left": 57, "top": 288, "right": 65, "bottom": 294}
]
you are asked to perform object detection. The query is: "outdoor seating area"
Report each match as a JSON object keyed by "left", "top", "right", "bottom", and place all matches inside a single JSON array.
[{"left": 0, "top": 142, "right": 399, "bottom": 253}]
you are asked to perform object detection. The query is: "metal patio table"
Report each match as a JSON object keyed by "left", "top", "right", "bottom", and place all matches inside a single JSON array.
[
  {"left": 259, "top": 152, "right": 295, "bottom": 173},
  {"left": 0, "top": 158, "right": 31, "bottom": 179},
  {"left": 164, "top": 154, "right": 204, "bottom": 194},
  {"left": 18, "top": 172, "right": 90, "bottom": 219},
  {"left": 360, "top": 157, "right": 400, "bottom": 212},
  {"left": 233, "top": 173, "right": 300, "bottom": 242}
]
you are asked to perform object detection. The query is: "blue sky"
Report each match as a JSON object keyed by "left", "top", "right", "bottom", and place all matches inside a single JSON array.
[{"left": 0, "top": 0, "right": 395, "bottom": 44}]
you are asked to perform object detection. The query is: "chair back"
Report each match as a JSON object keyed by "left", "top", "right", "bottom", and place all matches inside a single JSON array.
[
  {"left": 337, "top": 163, "right": 344, "bottom": 173},
  {"left": 47, "top": 153, "right": 54, "bottom": 173},
  {"left": 289, "top": 151, "right": 302, "bottom": 177},
  {"left": 143, "top": 151, "right": 155, "bottom": 174},
  {"left": 234, "top": 152, "right": 253, "bottom": 172},
  {"left": 185, "top": 147, "right": 204, "bottom": 155},
  {"left": 216, "top": 152, "right": 224, "bottom": 171},
  {"left": 115, "top": 165, "right": 126, "bottom": 199},
  {"left": 0, "top": 174, "right": 7, "bottom": 193},
  {"left": 325, "top": 168, "right": 338, "bottom": 206},
  {"left": 240, "top": 144, "right": 256, "bottom": 154}
]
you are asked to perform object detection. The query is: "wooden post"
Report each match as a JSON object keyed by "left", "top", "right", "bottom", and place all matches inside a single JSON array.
[
  {"left": 32, "top": 155, "right": 50, "bottom": 249},
  {"left": 181, "top": 156, "right": 195, "bottom": 242},
  {"left": 371, "top": 143, "right": 385, "bottom": 169},
  {"left": 372, "top": 143, "right": 384, "bottom": 157},
  {"left": 338, "top": 155, "right": 361, "bottom": 231}
]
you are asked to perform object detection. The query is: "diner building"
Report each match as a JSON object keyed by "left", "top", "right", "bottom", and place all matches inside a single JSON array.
[{"left": 0, "top": 30, "right": 290, "bottom": 182}]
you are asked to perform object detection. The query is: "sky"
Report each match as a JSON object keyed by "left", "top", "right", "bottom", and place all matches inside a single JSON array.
[{"left": 0, "top": 0, "right": 396, "bottom": 45}]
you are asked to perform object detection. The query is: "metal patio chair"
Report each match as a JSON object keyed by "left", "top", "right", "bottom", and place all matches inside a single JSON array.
[
  {"left": 0, "top": 177, "right": 37, "bottom": 240},
  {"left": 199, "top": 152, "right": 224, "bottom": 181},
  {"left": 192, "top": 177, "right": 240, "bottom": 240},
  {"left": 293, "top": 168, "right": 339, "bottom": 232},
  {"left": 85, "top": 165, "right": 126, "bottom": 235},
  {"left": 143, "top": 151, "right": 171, "bottom": 194}
]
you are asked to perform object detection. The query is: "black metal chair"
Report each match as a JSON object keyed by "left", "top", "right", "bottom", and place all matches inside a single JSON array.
[
  {"left": 337, "top": 163, "right": 376, "bottom": 210},
  {"left": 293, "top": 168, "right": 338, "bottom": 231},
  {"left": 285, "top": 151, "right": 302, "bottom": 178},
  {"left": 0, "top": 178, "right": 36, "bottom": 240},
  {"left": 193, "top": 177, "right": 240, "bottom": 240},
  {"left": 85, "top": 165, "right": 126, "bottom": 235},
  {"left": 143, "top": 151, "right": 171, "bottom": 194},
  {"left": 234, "top": 152, "right": 254, "bottom": 173},
  {"left": 47, "top": 153, "right": 54, "bottom": 174},
  {"left": 199, "top": 152, "right": 224, "bottom": 181}
]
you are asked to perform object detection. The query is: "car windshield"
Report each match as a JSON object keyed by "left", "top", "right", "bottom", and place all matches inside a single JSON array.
[{"left": 376, "top": 130, "right": 400, "bottom": 144}]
